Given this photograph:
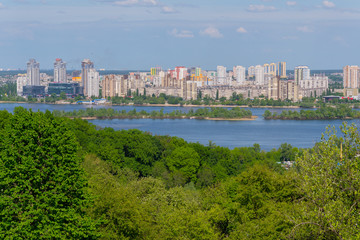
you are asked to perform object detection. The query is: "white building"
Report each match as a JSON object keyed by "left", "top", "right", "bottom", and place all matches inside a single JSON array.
[
  {"left": 217, "top": 66, "right": 227, "bottom": 85},
  {"left": 234, "top": 66, "right": 246, "bottom": 85},
  {"left": 255, "top": 65, "right": 265, "bottom": 85},
  {"left": 299, "top": 74, "right": 329, "bottom": 98},
  {"left": 294, "top": 66, "right": 310, "bottom": 85},
  {"left": 27, "top": 59, "right": 40, "bottom": 86},
  {"left": 87, "top": 69, "right": 100, "bottom": 97},
  {"left": 54, "top": 58, "right": 67, "bottom": 83},
  {"left": 16, "top": 74, "right": 28, "bottom": 96},
  {"left": 248, "top": 66, "right": 255, "bottom": 78}
]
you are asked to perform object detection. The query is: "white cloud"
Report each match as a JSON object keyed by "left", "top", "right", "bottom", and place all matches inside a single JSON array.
[
  {"left": 247, "top": 5, "right": 276, "bottom": 12},
  {"left": 143, "top": 0, "right": 158, "bottom": 6},
  {"left": 323, "top": 1, "right": 335, "bottom": 8},
  {"left": 114, "top": 0, "right": 138, "bottom": 6},
  {"left": 200, "top": 27, "right": 223, "bottom": 38},
  {"left": 297, "top": 26, "right": 313, "bottom": 33},
  {"left": 113, "top": 0, "right": 158, "bottom": 6},
  {"left": 236, "top": 27, "right": 247, "bottom": 33},
  {"left": 170, "top": 29, "right": 194, "bottom": 38},
  {"left": 161, "top": 6, "right": 176, "bottom": 13},
  {"left": 286, "top": 1, "right": 297, "bottom": 6}
]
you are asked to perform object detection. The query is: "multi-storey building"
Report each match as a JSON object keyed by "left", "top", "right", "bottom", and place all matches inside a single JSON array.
[
  {"left": 217, "top": 66, "right": 227, "bottom": 85},
  {"left": 175, "top": 66, "right": 188, "bottom": 80},
  {"left": 294, "top": 66, "right": 310, "bottom": 85},
  {"left": 255, "top": 65, "right": 265, "bottom": 85},
  {"left": 54, "top": 58, "right": 67, "bottom": 83},
  {"left": 16, "top": 74, "right": 28, "bottom": 96},
  {"left": 270, "top": 63, "right": 277, "bottom": 76},
  {"left": 343, "top": 65, "right": 359, "bottom": 89},
  {"left": 151, "top": 67, "right": 161, "bottom": 76},
  {"left": 248, "top": 66, "right": 255, "bottom": 78},
  {"left": 87, "top": 69, "right": 99, "bottom": 97},
  {"left": 268, "top": 76, "right": 298, "bottom": 101},
  {"left": 234, "top": 66, "right": 246, "bottom": 85},
  {"left": 277, "top": 62, "right": 287, "bottom": 78},
  {"left": 27, "top": 59, "right": 40, "bottom": 86},
  {"left": 299, "top": 74, "right": 329, "bottom": 98},
  {"left": 81, "top": 59, "right": 99, "bottom": 97}
]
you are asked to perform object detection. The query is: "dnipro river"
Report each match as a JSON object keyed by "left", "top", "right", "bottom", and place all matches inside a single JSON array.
[{"left": 0, "top": 103, "right": 357, "bottom": 151}]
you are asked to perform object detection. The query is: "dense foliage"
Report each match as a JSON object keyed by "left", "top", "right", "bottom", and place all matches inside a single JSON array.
[
  {"left": 52, "top": 107, "right": 253, "bottom": 120},
  {"left": 1, "top": 107, "right": 359, "bottom": 239},
  {"left": 0, "top": 108, "right": 98, "bottom": 239},
  {"left": 263, "top": 105, "right": 360, "bottom": 120}
]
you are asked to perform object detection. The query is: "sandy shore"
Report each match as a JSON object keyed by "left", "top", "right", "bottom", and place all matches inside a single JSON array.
[{"left": 70, "top": 115, "right": 258, "bottom": 121}]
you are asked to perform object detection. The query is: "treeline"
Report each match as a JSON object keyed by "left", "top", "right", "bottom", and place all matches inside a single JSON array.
[
  {"left": 263, "top": 105, "right": 360, "bottom": 120},
  {"left": 1, "top": 107, "right": 359, "bottom": 239},
  {"left": 52, "top": 107, "right": 253, "bottom": 120}
]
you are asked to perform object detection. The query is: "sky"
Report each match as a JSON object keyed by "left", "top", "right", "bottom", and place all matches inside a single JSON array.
[{"left": 0, "top": 0, "right": 359, "bottom": 70}]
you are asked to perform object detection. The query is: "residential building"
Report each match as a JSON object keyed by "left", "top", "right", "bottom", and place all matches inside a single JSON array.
[
  {"left": 277, "top": 62, "right": 287, "bottom": 78},
  {"left": 343, "top": 65, "right": 359, "bottom": 89},
  {"left": 54, "top": 58, "right": 67, "bottom": 83},
  {"left": 248, "top": 66, "right": 255, "bottom": 78},
  {"left": 81, "top": 59, "right": 99, "bottom": 97},
  {"left": 255, "top": 65, "right": 265, "bottom": 85},
  {"left": 27, "top": 59, "right": 40, "bottom": 86},
  {"left": 294, "top": 66, "right": 311, "bottom": 85},
  {"left": 234, "top": 66, "right": 246, "bottom": 85},
  {"left": 217, "top": 66, "right": 227, "bottom": 85},
  {"left": 16, "top": 74, "right": 28, "bottom": 96}
]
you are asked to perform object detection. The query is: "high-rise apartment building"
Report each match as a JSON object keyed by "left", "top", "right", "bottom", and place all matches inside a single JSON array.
[
  {"left": 54, "top": 58, "right": 67, "bottom": 83},
  {"left": 343, "top": 65, "right": 359, "bottom": 89},
  {"left": 27, "top": 59, "right": 40, "bottom": 86},
  {"left": 294, "top": 66, "right": 310, "bottom": 85},
  {"left": 151, "top": 67, "right": 161, "bottom": 76},
  {"left": 16, "top": 74, "right": 28, "bottom": 96},
  {"left": 277, "top": 62, "right": 287, "bottom": 78},
  {"left": 217, "top": 66, "right": 227, "bottom": 85},
  {"left": 175, "top": 66, "right": 188, "bottom": 80},
  {"left": 255, "top": 65, "right": 265, "bottom": 85},
  {"left": 87, "top": 69, "right": 100, "bottom": 97},
  {"left": 264, "top": 63, "right": 277, "bottom": 76},
  {"left": 248, "top": 66, "right": 255, "bottom": 78},
  {"left": 195, "top": 67, "right": 201, "bottom": 77},
  {"left": 81, "top": 59, "right": 99, "bottom": 97},
  {"left": 234, "top": 66, "right": 246, "bottom": 85},
  {"left": 270, "top": 63, "right": 277, "bottom": 76}
]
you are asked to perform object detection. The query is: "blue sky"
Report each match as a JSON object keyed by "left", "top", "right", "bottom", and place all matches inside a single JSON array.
[{"left": 0, "top": 0, "right": 359, "bottom": 70}]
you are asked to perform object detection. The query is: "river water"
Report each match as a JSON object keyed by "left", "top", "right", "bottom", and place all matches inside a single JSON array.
[{"left": 0, "top": 103, "right": 356, "bottom": 150}]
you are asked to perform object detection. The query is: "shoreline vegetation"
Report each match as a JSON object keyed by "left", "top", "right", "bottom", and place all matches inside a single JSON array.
[
  {"left": 263, "top": 105, "right": 360, "bottom": 120},
  {"left": 52, "top": 107, "right": 256, "bottom": 121}
]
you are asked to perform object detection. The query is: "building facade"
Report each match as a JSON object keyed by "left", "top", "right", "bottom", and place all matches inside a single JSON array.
[
  {"left": 343, "top": 65, "right": 359, "bottom": 89},
  {"left": 27, "top": 59, "right": 40, "bottom": 86},
  {"left": 54, "top": 58, "right": 67, "bottom": 83}
]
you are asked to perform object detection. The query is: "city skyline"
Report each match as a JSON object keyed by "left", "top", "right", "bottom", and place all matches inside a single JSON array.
[{"left": 0, "top": 0, "right": 359, "bottom": 69}]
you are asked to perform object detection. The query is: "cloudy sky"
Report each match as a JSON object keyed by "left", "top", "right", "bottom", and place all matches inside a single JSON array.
[{"left": 0, "top": 0, "right": 358, "bottom": 70}]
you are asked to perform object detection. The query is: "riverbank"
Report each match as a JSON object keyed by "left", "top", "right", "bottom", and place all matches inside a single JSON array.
[{"left": 71, "top": 115, "right": 258, "bottom": 121}]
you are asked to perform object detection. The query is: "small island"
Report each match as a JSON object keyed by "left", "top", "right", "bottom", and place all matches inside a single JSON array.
[
  {"left": 263, "top": 105, "right": 360, "bottom": 120},
  {"left": 53, "top": 107, "right": 256, "bottom": 121}
]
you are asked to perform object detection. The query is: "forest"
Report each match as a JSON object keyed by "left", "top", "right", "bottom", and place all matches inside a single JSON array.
[
  {"left": 263, "top": 104, "right": 360, "bottom": 120},
  {"left": 0, "top": 107, "right": 359, "bottom": 239}
]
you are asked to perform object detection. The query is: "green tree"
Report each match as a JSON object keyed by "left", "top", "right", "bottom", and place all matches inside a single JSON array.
[
  {"left": 166, "top": 146, "right": 200, "bottom": 184},
  {"left": 0, "top": 108, "right": 98, "bottom": 239},
  {"left": 60, "top": 91, "right": 67, "bottom": 100},
  {"left": 292, "top": 123, "right": 360, "bottom": 239}
]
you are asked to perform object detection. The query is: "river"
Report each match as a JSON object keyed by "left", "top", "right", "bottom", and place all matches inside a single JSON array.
[{"left": 0, "top": 103, "right": 356, "bottom": 150}]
